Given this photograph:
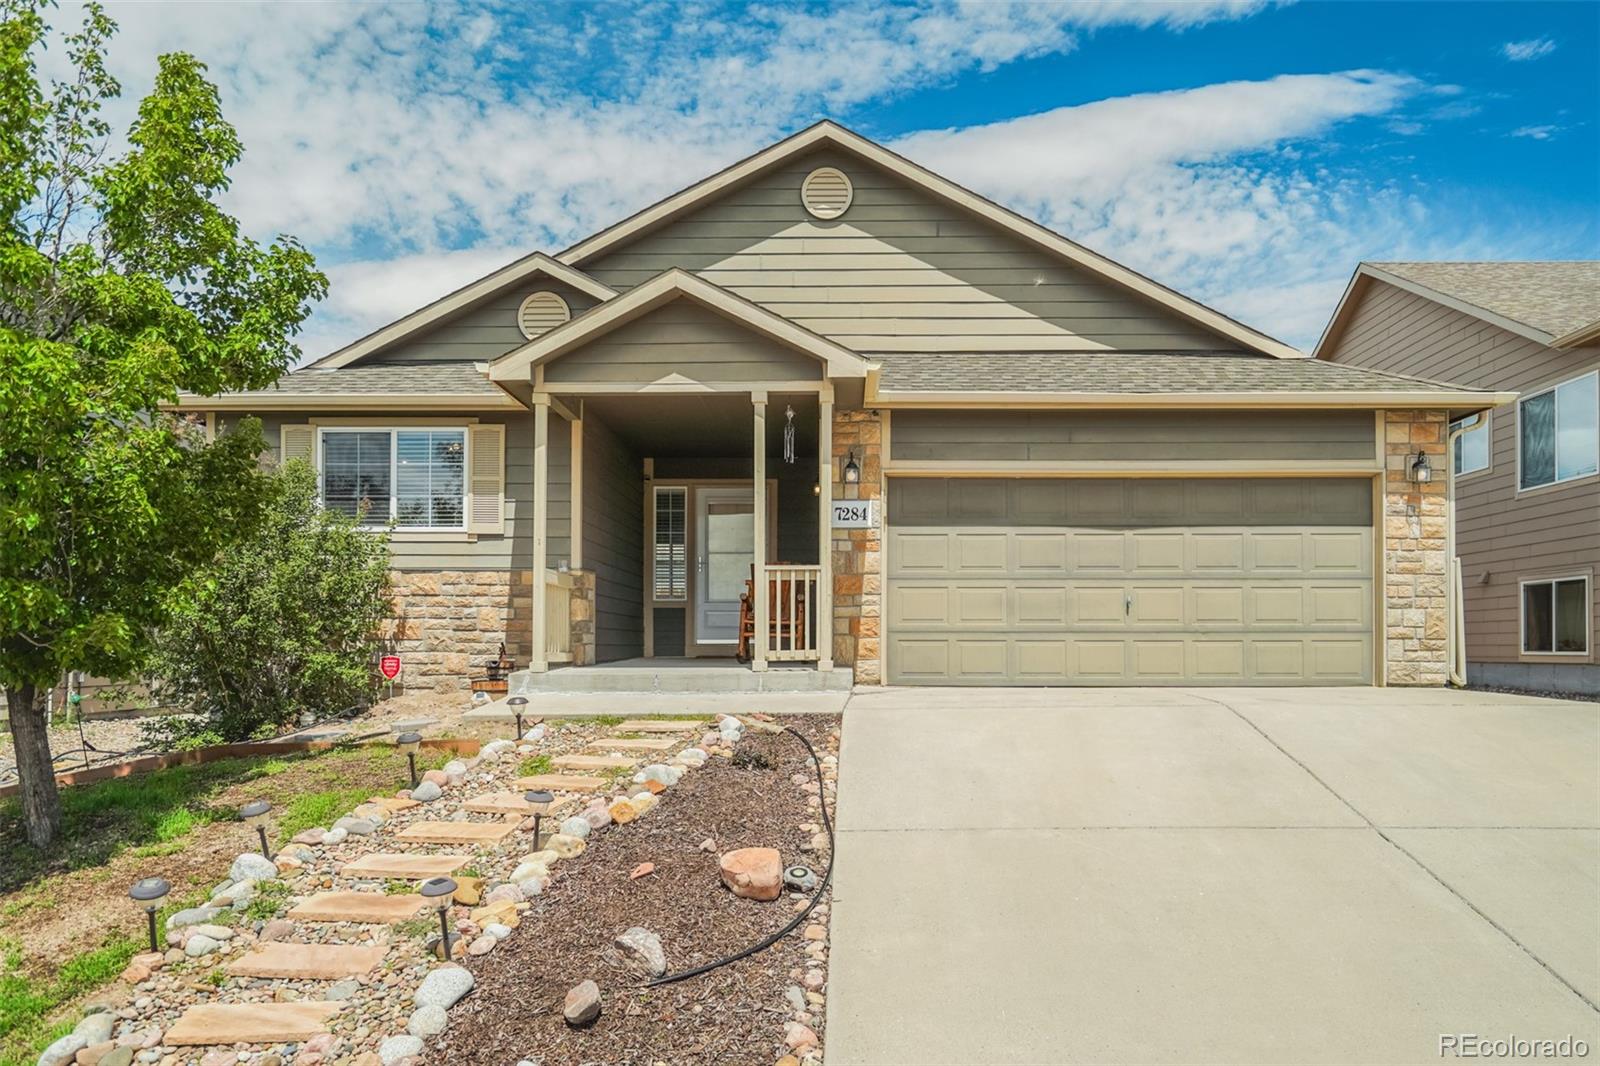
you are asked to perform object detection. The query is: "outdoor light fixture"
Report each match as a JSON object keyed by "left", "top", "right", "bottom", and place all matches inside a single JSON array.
[
  {"left": 841, "top": 450, "right": 860, "bottom": 485},
  {"left": 811, "top": 481, "right": 820, "bottom": 497},
  {"left": 419, "top": 876, "right": 458, "bottom": 960},
  {"left": 239, "top": 800, "right": 272, "bottom": 858},
  {"left": 507, "top": 694, "right": 529, "bottom": 740},
  {"left": 129, "top": 877, "right": 170, "bottom": 953},
  {"left": 397, "top": 731, "right": 422, "bottom": 787},
  {"left": 1409, "top": 450, "right": 1432, "bottom": 484},
  {"left": 524, "top": 789, "right": 554, "bottom": 848}
]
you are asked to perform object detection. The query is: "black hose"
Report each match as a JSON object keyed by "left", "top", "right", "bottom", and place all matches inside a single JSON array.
[{"left": 646, "top": 724, "right": 836, "bottom": 987}]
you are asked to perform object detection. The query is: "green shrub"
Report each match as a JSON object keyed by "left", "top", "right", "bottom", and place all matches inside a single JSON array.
[{"left": 145, "top": 462, "right": 392, "bottom": 744}]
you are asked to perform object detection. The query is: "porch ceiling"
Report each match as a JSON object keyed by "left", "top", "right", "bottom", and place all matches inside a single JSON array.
[{"left": 577, "top": 392, "right": 819, "bottom": 458}]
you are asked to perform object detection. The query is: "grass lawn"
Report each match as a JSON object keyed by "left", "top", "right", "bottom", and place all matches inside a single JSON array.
[{"left": 0, "top": 743, "right": 450, "bottom": 1064}]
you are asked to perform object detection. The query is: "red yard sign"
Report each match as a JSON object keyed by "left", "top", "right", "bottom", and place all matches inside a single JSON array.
[{"left": 379, "top": 655, "right": 402, "bottom": 680}]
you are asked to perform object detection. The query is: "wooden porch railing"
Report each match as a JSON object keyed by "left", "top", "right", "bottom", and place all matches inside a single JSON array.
[
  {"left": 761, "top": 564, "right": 822, "bottom": 662},
  {"left": 545, "top": 571, "right": 574, "bottom": 663}
]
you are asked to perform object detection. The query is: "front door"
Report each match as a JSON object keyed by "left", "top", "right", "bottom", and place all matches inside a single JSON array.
[{"left": 695, "top": 487, "right": 754, "bottom": 645}]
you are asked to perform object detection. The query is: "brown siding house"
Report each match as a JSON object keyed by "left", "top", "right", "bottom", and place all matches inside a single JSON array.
[{"left": 1317, "top": 262, "right": 1600, "bottom": 695}]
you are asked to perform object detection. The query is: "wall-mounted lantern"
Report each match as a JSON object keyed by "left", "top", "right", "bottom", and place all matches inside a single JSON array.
[
  {"left": 1409, "top": 450, "right": 1432, "bottom": 484},
  {"left": 841, "top": 451, "right": 861, "bottom": 485}
]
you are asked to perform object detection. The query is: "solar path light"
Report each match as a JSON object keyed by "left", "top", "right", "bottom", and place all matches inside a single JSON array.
[
  {"left": 419, "top": 876, "right": 458, "bottom": 960},
  {"left": 397, "top": 731, "right": 423, "bottom": 787},
  {"left": 129, "top": 877, "right": 170, "bottom": 953},
  {"left": 240, "top": 800, "right": 272, "bottom": 858}
]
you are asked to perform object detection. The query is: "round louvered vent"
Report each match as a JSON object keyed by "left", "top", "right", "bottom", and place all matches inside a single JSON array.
[
  {"left": 801, "top": 166, "right": 853, "bottom": 219},
  {"left": 517, "top": 291, "right": 570, "bottom": 339}
]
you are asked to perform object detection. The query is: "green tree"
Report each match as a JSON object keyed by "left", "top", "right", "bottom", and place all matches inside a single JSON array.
[
  {"left": 148, "top": 462, "right": 392, "bottom": 746},
  {"left": 0, "top": 2, "right": 326, "bottom": 846}
]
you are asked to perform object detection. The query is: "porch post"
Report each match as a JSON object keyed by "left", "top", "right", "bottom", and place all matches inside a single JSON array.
[
  {"left": 817, "top": 391, "right": 834, "bottom": 670},
  {"left": 752, "top": 392, "right": 768, "bottom": 672},
  {"left": 530, "top": 395, "right": 550, "bottom": 673}
]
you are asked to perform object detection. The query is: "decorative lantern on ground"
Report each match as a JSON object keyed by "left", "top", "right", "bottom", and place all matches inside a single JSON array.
[
  {"left": 239, "top": 800, "right": 272, "bottom": 858},
  {"left": 129, "top": 877, "right": 170, "bottom": 953},
  {"left": 507, "top": 694, "right": 529, "bottom": 740},
  {"left": 524, "top": 789, "right": 554, "bottom": 848},
  {"left": 419, "top": 876, "right": 458, "bottom": 960},
  {"left": 397, "top": 731, "right": 423, "bottom": 787}
]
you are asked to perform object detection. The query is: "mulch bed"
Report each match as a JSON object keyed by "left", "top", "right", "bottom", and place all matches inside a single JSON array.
[{"left": 436, "top": 715, "right": 837, "bottom": 1065}]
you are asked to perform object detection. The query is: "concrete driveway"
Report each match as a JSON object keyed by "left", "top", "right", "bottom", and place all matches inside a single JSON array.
[{"left": 824, "top": 687, "right": 1599, "bottom": 1065}]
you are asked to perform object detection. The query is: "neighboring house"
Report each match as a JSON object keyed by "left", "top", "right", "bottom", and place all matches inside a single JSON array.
[
  {"left": 1316, "top": 262, "right": 1600, "bottom": 695},
  {"left": 179, "top": 122, "right": 1510, "bottom": 691}
]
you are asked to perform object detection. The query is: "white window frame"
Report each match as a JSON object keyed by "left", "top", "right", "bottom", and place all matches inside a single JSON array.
[
  {"left": 1451, "top": 411, "right": 1491, "bottom": 477},
  {"left": 1519, "top": 574, "right": 1591, "bottom": 657},
  {"left": 316, "top": 425, "right": 470, "bottom": 533},
  {"left": 1516, "top": 370, "right": 1599, "bottom": 493},
  {"left": 651, "top": 485, "right": 689, "bottom": 602}
]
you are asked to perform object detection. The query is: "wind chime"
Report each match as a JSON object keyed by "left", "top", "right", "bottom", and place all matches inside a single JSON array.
[{"left": 782, "top": 405, "right": 797, "bottom": 464}]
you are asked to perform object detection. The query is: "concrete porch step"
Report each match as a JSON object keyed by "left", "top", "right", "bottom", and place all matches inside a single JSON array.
[
  {"left": 503, "top": 660, "right": 854, "bottom": 696},
  {"left": 227, "top": 942, "right": 388, "bottom": 980},
  {"left": 164, "top": 1002, "right": 343, "bottom": 1045}
]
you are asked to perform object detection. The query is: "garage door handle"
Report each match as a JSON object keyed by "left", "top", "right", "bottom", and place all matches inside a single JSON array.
[{"left": 1125, "top": 593, "right": 1131, "bottom": 616}]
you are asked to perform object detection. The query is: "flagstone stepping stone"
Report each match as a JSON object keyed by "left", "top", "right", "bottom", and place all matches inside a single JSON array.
[
  {"left": 288, "top": 892, "right": 426, "bottom": 923},
  {"left": 552, "top": 754, "right": 638, "bottom": 770},
  {"left": 164, "top": 1002, "right": 342, "bottom": 1045},
  {"left": 586, "top": 737, "right": 677, "bottom": 752},
  {"left": 227, "top": 942, "right": 388, "bottom": 980},
  {"left": 614, "top": 719, "right": 706, "bottom": 732},
  {"left": 462, "top": 792, "right": 535, "bottom": 815},
  {"left": 396, "top": 820, "right": 518, "bottom": 845},
  {"left": 365, "top": 796, "right": 420, "bottom": 813},
  {"left": 339, "top": 853, "right": 471, "bottom": 879},
  {"left": 514, "top": 773, "right": 607, "bottom": 791}
]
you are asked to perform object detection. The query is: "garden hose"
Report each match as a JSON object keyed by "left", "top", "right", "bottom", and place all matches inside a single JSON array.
[{"left": 646, "top": 721, "right": 835, "bottom": 987}]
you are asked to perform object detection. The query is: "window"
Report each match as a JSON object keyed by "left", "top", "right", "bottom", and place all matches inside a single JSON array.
[
  {"left": 653, "top": 487, "right": 687, "bottom": 600},
  {"left": 1521, "top": 576, "right": 1590, "bottom": 655},
  {"left": 320, "top": 428, "right": 465, "bottom": 529},
  {"left": 1519, "top": 371, "right": 1598, "bottom": 489},
  {"left": 1452, "top": 415, "right": 1490, "bottom": 475}
]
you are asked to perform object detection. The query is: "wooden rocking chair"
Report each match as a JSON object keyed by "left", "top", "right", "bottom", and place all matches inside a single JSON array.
[{"left": 736, "top": 564, "right": 809, "bottom": 663}]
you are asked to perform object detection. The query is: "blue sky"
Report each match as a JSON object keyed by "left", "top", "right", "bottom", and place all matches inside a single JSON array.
[{"left": 75, "top": 0, "right": 1598, "bottom": 355}]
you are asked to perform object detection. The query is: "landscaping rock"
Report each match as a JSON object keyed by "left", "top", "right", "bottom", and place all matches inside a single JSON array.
[
  {"left": 481, "top": 739, "right": 515, "bottom": 756},
  {"left": 321, "top": 826, "right": 349, "bottom": 846},
  {"left": 614, "top": 927, "right": 666, "bottom": 977},
  {"left": 629, "top": 862, "right": 655, "bottom": 880},
  {"left": 523, "top": 724, "right": 546, "bottom": 742},
  {"left": 546, "top": 833, "right": 586, "bottom": 858},
  {"left": 73, "top": 1012, "right": 115, "bottom": 1044},
  {"left": 515, "top": 876, "right": 548, "bottom": 897},
  {"left": 629, "top": 792, "right": 659, "bottom": 815},
  {"left": 36, "top": 1032, "right": 88, "bottom": 1066},
  {"left": 229, "top": 853, "right": 279, "bottom": 883},
  {"left": 720, "top": 847, "right": 783, "bottom": 901},
  {"left": 290, "top": 828, "right": 326, "bottom": 845},
  {"left": 563, "top": 980, "right": 601, "bottom": 1027},
  {"left": 325, "top": 979, "right": 361, "bottom": 1001},
  {"left": 581, "top": 806, "right": 612, "bottom": 831},
  {"left": 606, "top": 798, "right": 637, "bottom": 824},
  {"left": 640, "top": 763, "right": 682, "bottom": 786},
  {"left": 422, "top": 769, "right": 448, "bottom": 786},
  {"left": 677, "top": 747, "right": 709, "bottom": 767},
  {"left": 260, "top": 919, "right": 296, "bottom": 942},
  {"left": 414, "top": 965, "right": 474, "bottom": 1010},
  {"left": 333, "top": 816, "right": 377, "bottom": 836},
  {"left": 377, "top": 1035, "right": 423, "bottom": 1065},
  {"left": 410, "top": 780, "right": 442, "bottom": 803},
  {"left": 467, "top": 934, "right": 497, "bottom": 956},
  {"left": 191, "top": 924, "right": 234, "bottom": 941},
  {"left": 451, "top": 877, "right": 482, "bottom": 906},
  {"left": 558, "top": 815, "right": 590, "bottom": 839},
  {"left": 407, "top": 1004, "right": 448, "bottom": 1037},
  {"left": 183, "top": 934, "right": 221, "bottom": 957},
  {"left": 785, "top": 1021, "right": 819, "bottom": 1051},
  {"left": 485, "top": 922, "right": 513, "bottom": 940},
  {"left": 508, "top": 860, "right": 549, "bottom": 883},
  {"left": 93, "top": 1047, "right": 133, "bottom": 1066},
  {"left": 484, "top": 884, "right": 522, "bottom": 905}
]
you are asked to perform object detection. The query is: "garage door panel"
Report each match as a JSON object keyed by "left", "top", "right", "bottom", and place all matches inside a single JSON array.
[{"left": 886, "top": 477, "right": 1373, "bottom": 685}]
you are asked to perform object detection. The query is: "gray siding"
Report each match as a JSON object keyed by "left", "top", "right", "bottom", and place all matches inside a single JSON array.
[
  {"left": 890, "top": 410, "right": 1376, "bottom": 463},
  {"left": 583, "top": 414, "right": 645, "bottom": 662},
  {"left": 368, "top": 279, "right": 601, "bottom": 364},
  {"left": 583, "top": 147, "right": 1233, "bottom": 353},
  {"left": 254, "top": 411, "right": 571, "bottom": 573},
  {"left": 1324, "top": 279, "right": 1600, "bottom": 669},
  {"left": 543, "top": 300, "right": 822, "bottom": 383}
]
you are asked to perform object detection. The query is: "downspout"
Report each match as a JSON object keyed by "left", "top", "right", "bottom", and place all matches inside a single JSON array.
[{"left": 1445, "top": 414, "right": 1480, "bottom": 687}]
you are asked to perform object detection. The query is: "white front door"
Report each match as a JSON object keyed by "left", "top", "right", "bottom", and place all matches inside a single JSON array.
[{"left": 695, "top": 487, "right": 754, "bottom": 644}]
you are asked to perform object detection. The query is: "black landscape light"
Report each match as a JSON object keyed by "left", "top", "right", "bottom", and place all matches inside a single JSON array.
[
  {"left": 240, "top": 800, "right": 272, "bottom": 858},
  {"left": 129, "top": 877, "right": 171, "bottom": 953},
  {"left": 507, "top": 694, "right": 529, "bottom": 740},
  {"left": 397, "top": 731, "right": 422, "bottom": 787},
  {"left": 524, "top": 789, "right": 554, "bottom": 848},
  {"left": 420, "top": 876, "right": 458, "bottom": 960}
]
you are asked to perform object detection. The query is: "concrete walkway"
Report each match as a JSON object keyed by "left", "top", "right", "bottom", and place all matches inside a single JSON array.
[{"left": 824, "top": 687, "right": 1600, "bottom": 1065}]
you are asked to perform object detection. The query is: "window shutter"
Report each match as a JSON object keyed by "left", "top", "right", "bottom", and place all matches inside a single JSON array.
[
  {"left": 279, "top": 424, "right": 315, "bottom": 466},
  {"left": 468, "top": 423, "right": 505, "bottom": 534}
]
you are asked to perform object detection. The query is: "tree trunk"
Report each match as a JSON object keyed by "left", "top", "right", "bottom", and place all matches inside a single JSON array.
[{"left": 8, "top": 683, "right": 62, "bottom": 848}]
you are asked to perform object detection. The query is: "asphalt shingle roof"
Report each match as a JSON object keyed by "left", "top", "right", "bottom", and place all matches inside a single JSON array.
[
  {"left": 243, "top": 362, "right": 503, "bottom": 397},
  {"left": 871, "top": 352, "right": 1494, "bottom": 394},
  {"left": 1368, "top": 261, "right": 1600, "bottom": 340}
]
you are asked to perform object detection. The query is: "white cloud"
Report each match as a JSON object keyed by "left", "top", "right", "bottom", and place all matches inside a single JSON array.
[
  {"left": 1502, "top": 38, "right": 1557, "bottom": 61},
  {"left": 1511, "top": 124, "right": 1561, "bottom": 140}
]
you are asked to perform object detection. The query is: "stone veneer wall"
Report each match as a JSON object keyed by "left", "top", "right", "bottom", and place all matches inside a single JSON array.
[
  {"left": 831, "top": 410, "right": 885, "bottom": 684},
  {"left": 386, "top": 570, "right": 532, "bottom": 691},
  {"left": 568, "top": 571, "right": 597, "bottom": 668},
  {"left": 1382, "top": 409, "right": 1451, "bottom": 685}
]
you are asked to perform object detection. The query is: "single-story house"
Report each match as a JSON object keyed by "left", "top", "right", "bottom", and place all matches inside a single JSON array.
[
  {"left": 1316, "top": 261, "right": 1599, "bottom": 694},
  {"left": 181, "top": 121, "right": 1513, "bottom": 690}
]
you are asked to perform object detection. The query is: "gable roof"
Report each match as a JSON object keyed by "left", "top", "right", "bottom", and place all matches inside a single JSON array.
[
  {"left": 1315, "top": 261, "right": 1600, "bottom": 358},
  {"left": 556, "top": 120, "right": 1302, "bottom": 360},
  {"left": 309, "top": 253, "right": 617, "bottom": 369},
  {"left": 488, "top": 268, "right": 872, "bottom": 383}
]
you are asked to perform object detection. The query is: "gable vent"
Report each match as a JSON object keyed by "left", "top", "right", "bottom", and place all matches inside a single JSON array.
[
  {"left": 801, "top": 167, "right": 853, "bottom": 219},
  {"left": 517, "top": 291, "right": 571, "bottom": 339}
]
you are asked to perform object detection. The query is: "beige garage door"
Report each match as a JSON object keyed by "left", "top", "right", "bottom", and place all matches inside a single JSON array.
[{"left": 886, "top": 477, "right": 1373, "bottom": 685}]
